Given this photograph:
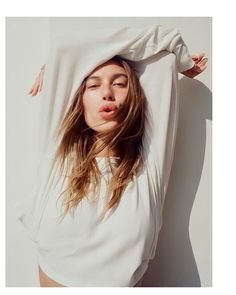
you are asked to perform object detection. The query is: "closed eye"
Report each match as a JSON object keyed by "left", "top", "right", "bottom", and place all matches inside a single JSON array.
[
  {"left": 113, "top": 83, "right": 126, "bottom": 87},
  {"left": 87, "top": 82, "right": 127, "bottom": 89},
  {"left": 88, "top": 84, "right": 99, "bottom": 88}
]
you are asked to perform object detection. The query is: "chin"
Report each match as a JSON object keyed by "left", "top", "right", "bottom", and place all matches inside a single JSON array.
[{"left": 91, "top": 120, "right": 118, "bottom": 133}]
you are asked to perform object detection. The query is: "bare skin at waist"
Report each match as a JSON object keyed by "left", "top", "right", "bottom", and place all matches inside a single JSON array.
[{"left": 38, "top": 265, "right": 143, "bottom": 287}]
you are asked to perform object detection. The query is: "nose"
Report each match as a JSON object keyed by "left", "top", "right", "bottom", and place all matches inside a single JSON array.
[
  {"left": 102, "top": 85, "right": 115, "bottom": 101},
  {"left": 103, "top": 95, "right": 114, "bottom": 101}
]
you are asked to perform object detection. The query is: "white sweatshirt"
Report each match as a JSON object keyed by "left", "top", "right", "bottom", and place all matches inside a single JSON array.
[{"left": 13, "top": 24, "right": 194, "bottom": 287}]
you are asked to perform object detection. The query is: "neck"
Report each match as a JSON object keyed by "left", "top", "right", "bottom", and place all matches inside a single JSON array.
[{"left": 94, "top": 137, "right": 118, "bottom": 157}]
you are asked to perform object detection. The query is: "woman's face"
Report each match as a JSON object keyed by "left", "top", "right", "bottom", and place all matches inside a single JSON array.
[{"left": 82, "top": 60, "right": 129, "bottom": 133}]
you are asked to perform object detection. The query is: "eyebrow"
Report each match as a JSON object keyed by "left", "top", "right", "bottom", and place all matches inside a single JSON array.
[{"left": 87, "top": 73, "right": 128, "bottom": 81}]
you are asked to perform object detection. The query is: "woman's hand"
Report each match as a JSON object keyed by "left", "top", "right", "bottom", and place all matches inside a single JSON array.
[
  {"left": 28, "top": 64, "right": 46, "bottom": 96},
  {"left": 181, "top": 53, "right": 208, "bottom": 78}
]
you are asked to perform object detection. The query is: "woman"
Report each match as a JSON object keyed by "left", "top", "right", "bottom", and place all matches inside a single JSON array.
[{"left": 16, "top": 24, "right": 207, "bottom": 287}]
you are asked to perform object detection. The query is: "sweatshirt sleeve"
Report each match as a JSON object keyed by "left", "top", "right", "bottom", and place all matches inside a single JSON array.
[
  {"left": 40, "top": 24, "right": 194, "bottom": 151},
  {"left": 118, "top": 24, "right": 194, "bottom": 73},
  {"left": 15, "top": 24, "right": 193, "bottom": 241}
]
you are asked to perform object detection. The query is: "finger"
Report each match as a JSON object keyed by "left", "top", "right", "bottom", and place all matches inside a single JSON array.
[
  {"left": 32, "top": 77, "right": 42, "bottom": 95},
  {"left": 194, "top": 63, "right": 208, "bottom": 75},
  {"left": 200, "top": 64, "right": 208, "bottom": 72},
  {"left": 30, "top": 89, "right": 37, "bottom": 96},
  {"left": 39, "top": 84, "right": 42, "bottom": 92},
  {"left": 28, "top": 84, "right": 37, "bottom": 95},
  {"left": 38, "top": 74, "right": 44, "bottom": 92},
  {"left": 192, "top": 53, "right": 206, "bottom": 62},
  {"left": 39, "top": 79, "right": 43, "bottom": 92},
  {"left": 31, "top": 84, "right": 40, "bottom": 96},
  {"left": 28, "top": 83, "right": 37, "bottom": 96},
  {"left": 28, "top": 81, "right": 38, "bottom": 94},
  {"left": 38, "top": 77, "right": 42, "bottom": 92},
  {"left": 198, "top": 58, "right": 208, "bottom": 66},
  {"left": 28, "top": 87, "right": 34, "bottom": 95},
  {"left": 197, "top": 59, "right": 208, "bottom": 71},
  {"left": 192, "top": 55, "right": 199, "bottom": 61}
]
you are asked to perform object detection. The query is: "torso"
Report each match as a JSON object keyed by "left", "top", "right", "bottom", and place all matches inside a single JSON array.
[{"left": 36, "top": 157, "right": 158, "bottom": 286}]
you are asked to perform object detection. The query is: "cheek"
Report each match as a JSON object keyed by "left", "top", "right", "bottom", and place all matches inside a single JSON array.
[
  {"left": 82, "top": 95, "right": 90, "bottom": 122},
  {"left": 82, "top": 93, "right": 90, "bottom": 109},
  {"left": 83, "top": 93, "right": 93, "bottom": 112},
  {"left": 82, "top": 94, "right": 99, "bottom": 123},
  {"left": 116, "top": 89, "right": 129, "bottom": 104}
]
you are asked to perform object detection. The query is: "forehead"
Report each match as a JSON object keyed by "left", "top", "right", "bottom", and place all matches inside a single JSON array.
[{"left": 87, "top": 61, "right": 127, "bottom": 79}]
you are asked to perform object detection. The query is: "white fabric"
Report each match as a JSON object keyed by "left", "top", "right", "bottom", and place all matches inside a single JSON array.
[{"left": 13, "top": 24, "right": 194, "bottom": 287}]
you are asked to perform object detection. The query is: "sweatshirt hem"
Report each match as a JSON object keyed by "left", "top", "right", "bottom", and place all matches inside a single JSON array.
[
  {"left": 37, "top": 254, "right": 79, "bottom": 287},
  {"left": 37, "top": 253, "right": 149, "bottom": 287}
]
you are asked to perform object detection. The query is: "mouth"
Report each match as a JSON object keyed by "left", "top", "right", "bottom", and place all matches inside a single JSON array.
[
  {"left": 99, "top": 104, "right": 118, "bottom": 120},
  {"left": 99, "top": 109, "right": 117, "bottom": 120}
]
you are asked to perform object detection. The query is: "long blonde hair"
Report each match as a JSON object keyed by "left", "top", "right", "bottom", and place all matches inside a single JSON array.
[{"left": 54, "top": 56, "right": 147, "bottom": 222}]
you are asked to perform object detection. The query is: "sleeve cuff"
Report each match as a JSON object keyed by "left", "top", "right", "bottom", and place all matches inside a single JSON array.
[{"left": 178, "top": 58, "right": 195, "bottom": 73}]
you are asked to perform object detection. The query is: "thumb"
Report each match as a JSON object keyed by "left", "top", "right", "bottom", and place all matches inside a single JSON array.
[{"left": 191, "top": 53, "right": 206, "bottom": 62}]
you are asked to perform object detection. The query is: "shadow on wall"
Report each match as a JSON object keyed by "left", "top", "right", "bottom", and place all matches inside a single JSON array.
[{"left": 142, "top": 77, "right": 212, "bottom": 287}]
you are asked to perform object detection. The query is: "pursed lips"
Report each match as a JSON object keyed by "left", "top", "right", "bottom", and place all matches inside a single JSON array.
[{"left": 98, "top": 104, "right": 118, "bottom": 120}]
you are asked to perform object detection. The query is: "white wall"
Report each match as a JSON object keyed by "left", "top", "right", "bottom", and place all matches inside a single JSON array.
[{"left": 6, "top": 17, "right": 212, "bottom": 287}]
